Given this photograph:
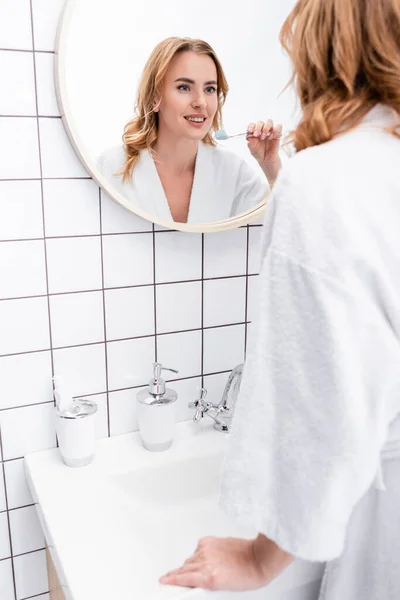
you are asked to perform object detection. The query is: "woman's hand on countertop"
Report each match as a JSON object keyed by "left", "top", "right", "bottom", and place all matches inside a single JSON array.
[{"left": 159, "top": 534, "right": 294, "bottom": 592}]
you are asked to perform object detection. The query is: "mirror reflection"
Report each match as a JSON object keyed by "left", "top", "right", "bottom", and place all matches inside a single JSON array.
[
  {"left": 57, "top": 0, "right": 298, "bottom": 229},
  {"left": 96, "top": 37, "right": 281, "bottom": 224}
]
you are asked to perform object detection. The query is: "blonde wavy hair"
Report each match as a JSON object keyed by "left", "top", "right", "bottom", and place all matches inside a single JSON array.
[
  {"left": 119, "top": 37, "right": 229, "bottom": 182},
  {"left": 280, "top": 0, "right": 400, "bottom": 152}
]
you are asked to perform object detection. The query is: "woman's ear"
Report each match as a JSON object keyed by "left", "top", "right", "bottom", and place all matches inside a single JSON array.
[{"left": 153, "top": 100, "right": 160, "bottom": 113}]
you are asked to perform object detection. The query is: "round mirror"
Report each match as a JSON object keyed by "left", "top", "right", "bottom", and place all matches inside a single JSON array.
[{"left": 55, "top": 0, "right": 298, "bottom": 232}]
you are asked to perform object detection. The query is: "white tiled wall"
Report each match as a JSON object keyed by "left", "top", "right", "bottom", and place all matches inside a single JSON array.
[{"left": 0, "top": 1, "right": 262, "bottom": 598}]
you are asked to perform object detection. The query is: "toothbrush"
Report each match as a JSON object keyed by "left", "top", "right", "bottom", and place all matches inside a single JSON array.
[
  {"left": 214, "top": 129, "right": 249, "bottom": 141},
  {"left": 215, "top": 128, "right": 293, "bottom": 156}
]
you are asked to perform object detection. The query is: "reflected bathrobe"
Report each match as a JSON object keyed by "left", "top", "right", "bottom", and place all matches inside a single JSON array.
[
  {"left": 96, "top": 142, "right": 268, "bottom": 223},
  {"left": 219, "top": 105, "right": 400, "bottom": 599}
]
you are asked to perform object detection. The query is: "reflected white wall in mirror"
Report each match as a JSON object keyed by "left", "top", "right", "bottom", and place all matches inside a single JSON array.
[{"left": 56, "top": 0, "right": 299, "bottom": 231}]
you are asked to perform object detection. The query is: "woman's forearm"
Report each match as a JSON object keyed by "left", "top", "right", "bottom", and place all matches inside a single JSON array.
[
  {"left": 263, "top": 158, "right": 282, "bottom": 188},
  {"left": 251, "top": 534, "right": 295, "bottom": 585}
]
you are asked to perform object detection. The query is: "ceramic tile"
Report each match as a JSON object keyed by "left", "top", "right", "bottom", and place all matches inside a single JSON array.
[
  {"left": 204, "top": 228, "right": 247, "bottom": 278},
  {"left": 46, "top": 236, "right": 102, "bottom": 294},
  {"left": 0, "top": 558, "right": 15, "bottom": 600},
  {"left": 156, "top": 330, "right": 202, "bottom": 381},
  {"left": 100, "top": 189, "right": 152, "bottom": 234},
  {"left": 14, "top": 549, "right": 48, "bottom": 599},
  {"left": 43, "top": 178, "right": 100, "bottom": 237},
  {"left": 109, "top": 388, "right": 139, "bottom": 436},
  {"left": 0, "top": 117, "right": 40, "bottom": 179},
  {"left": 35, "top": 52, "right": 60, "bottom": 116},
  {"left": 0, "top": 0, "right": 32, "bottom": 50},
  {"left": 49, "top": 291, "right": 104, "bottom": 348},
  {"left": 53, "top": 343, "right": 106, "bottom": 397},
  {"left": 203, "top": 371, "right": 231, "bottom": 407},
  {"left": 247, "top": 274, "right": 260, "bottom": 322},
  {"left": 38, "top": 118, "right": 88, "bottom": 178},
  {"left": 156, "top": 281, "right": 201, "bottom": 334},
  {"left": 248, "top": 226, "right": 263, "bottom": 275},
  {"left": 9, "top": 505, "right": 45, "bottom": 555},
  {"left": 107, "top": 337, "right": 155, "bottom": 391},
  {"left": 0, "top": 180, "right": 43, "bottom": 240},
  {"left": 4, "top": 459, "right": 34, "bottom": 511},
  {"left": 154, "top": 232, "right": 202, "bottom": 283},
  {"left": 105, "top": 286, "right": 154, "bottom": 341},
  {"left": 0, "top": 50, "right": 36, "bottom": 115},
  {"left": 0, "top": 240, "right": 47, "bottom": 299},
  {"left": 0, "top": 403, "right": 56, "bottom": 461},
  {"left": 0, "top": 466, "right": 6, "bottom": 512},
  {"left": 203, "top": 324, "right": 245, "bottom": 374},
  {"left": 102, "top": 233, "right": 154, "bottom": 288},
  {"left": 0, "top": 512, "right": 11, "bottom": 559},
  {"left": 203, "top": 277, "right": 246, "bottom": 327},
  {"left": 92, "top": 393, "right": 108, "bottom": 439},
  {"left": 0, "top": 297, "right": 50, "bottom": 356},
  {"left": 32, "top": 0, "right": 66, "bottom": 51},
  {"left": 0, "top": 350, "right": 52, "bottom": 410}
]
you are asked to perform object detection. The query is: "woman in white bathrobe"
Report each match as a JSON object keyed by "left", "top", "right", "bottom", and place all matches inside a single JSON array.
[
  {"left": 97, "top": 37, "right": 282, "bottom": 224},
  {"left": 160, "top": 1, "right": 400, "bottom": 598}
]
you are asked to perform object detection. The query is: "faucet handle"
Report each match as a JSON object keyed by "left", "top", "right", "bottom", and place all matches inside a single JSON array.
[
  {"left": 188, "top": 388, "right": 207, "bottom": 409},
  {"left": 189, "top": 388, "right": 208, "bottom": 423},
  {"left": 199, "top": 388, "right": 207, "bottom": 402},
  {"left": 193, "top": 408, "right": 204, "bottom": 423}
]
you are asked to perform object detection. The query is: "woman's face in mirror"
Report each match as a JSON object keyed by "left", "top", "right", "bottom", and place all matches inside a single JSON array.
[{"left": 156, "top": 50, "right": 219, "bottom": 141}]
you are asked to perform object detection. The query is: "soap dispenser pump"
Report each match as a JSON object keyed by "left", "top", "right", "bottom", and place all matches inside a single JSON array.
[{"left": 137, "top": 362, "right": 178, "bottom": 451}]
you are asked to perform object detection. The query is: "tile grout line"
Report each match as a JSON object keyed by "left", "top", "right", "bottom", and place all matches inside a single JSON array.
[
  {"left": 0, "top": 115, "right": 61, "bottom": 119},
  {"left": 0, "top": 370, "right": 233, "bottom": 435},
  {"left": 5, "top": 5, "right": 55, "bottom": 600},
  {"left": 0, "top": 401, "right": 54, "bottom": 413},
  {"left": 0, "top": 323, "right": 250, "bottom": 359},
  {"left": 30, "top": 0, "right": 56, "bottom": 422},
  {"left": 201, "top": 234, "right": 205, "bottom": 390},
  {"left": 0, "top": 176, "right": 93, "bottom": 181},
  {"left": 1, "top": 503, "right": 36, "bottom": 514},
  {"left": 0, "top": 426, "right": 17, "bottom": 600},
  {"left": 0, "top": 273, "right": 252, "bottom": 301},
  {"left": 0, "top": 47, "right": 54, "bottom": 54},
  {"left": 98, "top": 189, "right": 111, "bottom": 437},
  {"left": 0, "top": 177, "right": 91, "bottom": 181},
  {"left": 21, "top": 592, "right": 50, "bottom": 600},
  {"left": 152, "top": 224, "right": 158, "bottom": 364}
]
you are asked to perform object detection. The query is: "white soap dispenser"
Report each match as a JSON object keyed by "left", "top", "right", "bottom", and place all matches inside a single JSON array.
[{"left": 137, "top": 362, "right": 178, "bottom": 452}]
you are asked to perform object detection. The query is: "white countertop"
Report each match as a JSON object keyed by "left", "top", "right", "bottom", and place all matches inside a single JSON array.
[{"left": 24, "top": 420, "right": 324, "bottom": 600}]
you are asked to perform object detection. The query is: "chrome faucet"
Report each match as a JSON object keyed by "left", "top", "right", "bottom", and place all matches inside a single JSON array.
[{"left": 188, "top": 364, "right": 244, "bottom": 433}]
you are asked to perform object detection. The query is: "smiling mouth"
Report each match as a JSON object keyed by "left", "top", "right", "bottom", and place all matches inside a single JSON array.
[{"left": 184, "top": 116, "right": 207, "bottom": 123}]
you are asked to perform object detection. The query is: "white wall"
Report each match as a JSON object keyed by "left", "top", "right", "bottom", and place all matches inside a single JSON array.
[{"left": 0, "top": 1, "right": 263, "bottom": 598}]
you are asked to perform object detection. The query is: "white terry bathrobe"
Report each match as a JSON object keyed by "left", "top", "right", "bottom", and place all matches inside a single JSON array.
[
  {"left": 96, "top": 142, "right": 268, "bottom": 223},
  {"left": 219, "top": 105, "right": 400, "bottom": 599}
]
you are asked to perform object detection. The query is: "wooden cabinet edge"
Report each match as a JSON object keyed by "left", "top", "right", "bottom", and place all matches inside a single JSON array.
[{"left": 46, "top": 545, "right": 66, "bottom": 600}]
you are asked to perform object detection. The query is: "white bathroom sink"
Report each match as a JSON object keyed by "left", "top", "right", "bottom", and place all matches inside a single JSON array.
[{"left": 24, "top": 420, "right": 324, "bottom": 600}]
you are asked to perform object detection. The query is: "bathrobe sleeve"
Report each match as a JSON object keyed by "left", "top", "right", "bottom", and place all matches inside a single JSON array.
[
  {"left": 230, "top": 159, "right": 269, "bottom": 217},
  {"left": 219, "top": 164, "right": 394, "bottom": 562}
]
